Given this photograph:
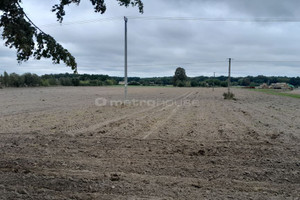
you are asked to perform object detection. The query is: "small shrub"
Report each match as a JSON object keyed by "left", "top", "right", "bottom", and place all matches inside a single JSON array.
[
  {"left": 223, "top": 92, "right": 235, "bottom": 100},
  {"left": 176, "top": 80, "right": 185, "bottom": 87},
  {"left": 41, "top": 79, "right": 50, "bottom": 87},
  {"left": 128, "top": 81, "right": 140, "bottom": 86}
]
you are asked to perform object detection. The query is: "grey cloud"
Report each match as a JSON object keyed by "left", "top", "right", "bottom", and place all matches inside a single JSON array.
[{"left": 0, "top": 0, "right": 299, "bottom": 77}]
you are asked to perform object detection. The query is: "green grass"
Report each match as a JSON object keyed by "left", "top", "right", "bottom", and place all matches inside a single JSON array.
[{"left": 252, "top": 89, "right": 300, "bottom": 99}]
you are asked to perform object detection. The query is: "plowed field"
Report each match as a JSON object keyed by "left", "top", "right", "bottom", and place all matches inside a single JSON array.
[{"left": 0, "top": 87, "right": 299, "bottom": 199}]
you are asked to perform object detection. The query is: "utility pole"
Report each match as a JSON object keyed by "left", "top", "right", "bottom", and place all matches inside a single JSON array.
[
  {"left": 124, "top": 16, "right": 128, "bottom": 100},
  {"left": 228, "top": 58, "right": 231, "bottom": 94}
]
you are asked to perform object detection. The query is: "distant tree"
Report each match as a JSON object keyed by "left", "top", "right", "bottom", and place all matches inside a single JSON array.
[
  {"left": 277, "top": 77, "right": 290, "bottom": 83},
  {"left": 220, "top": 81, "right": 228, "bottom": 87},
  {"left": 48, "top": 78, "right": 59, "bottom": 86},
  {"left": 173, "top": 67, "right": 188, "bottom": 86},
  {"left": 191, "top": 80, "right": 199, "bottom": 87},
  {"left": 59, "top": 77, "right": 72, "bottom": 86},
  {"left": 249, "top": 82, "right": 256, "bottom": 87},
  {"left": 9, "top": 73, "right": 23, "bottom": 87},
  {"left": 31, "top": 73, "right": 41, "bottom": 86},
  {"left": 23, "top": 73, "right": 41, "bottom": 86},
  {"left": 41, "top": 79, "right": 49, "bottom": 86},
  {"left": 23, "top": 73, "right": 32, "bottom": 86},
  {"left": 214, "top": 79, "right": 221, "bottom": 86},
  {"left": 0, "top": 0, "right": 143, "bottom": 73},
  {"left": 128, "top": 81, "right": 140, "bottom": 86},
  {"left": 0, "top": 74, "right": 3, "bottom": 86},
  {"left": 199, "top": 81, "right": 207, "bottom": 87},
  {"left": 105, "top": 79, "right": 116, "bottom": 86},
  {"left": 242, "top": 78, "right": 251, "bottom": 86},
  {"left": 289, "top": 77, "right": 300, "bottom": 87},
  {"left": 90, "top": 80, "right": 99, "bottom": 86},
  {"left": 256, "top": 75, "right": 268, "bottom": 84},
  {"left": 72, "top": 78, "right": 80, "bottom": 86},
  {"left": 238, "top": 78, "right": 243, "bottom": 86},
  {"left": 176, "top": 80, "right": 185, "bottom": 87},
  {"left": 3, "top": 71, "right": 9, "bottom": 87}
]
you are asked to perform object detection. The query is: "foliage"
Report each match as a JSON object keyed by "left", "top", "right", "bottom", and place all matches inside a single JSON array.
[
  {"left": 72, "top": 78, "right": 80, "bottom": 86},
  {"left": 8, "top": 73, "right": 24, "bottom": 87},
  {"left": 128, "top": 81, "right": 140, "bottom": 85},
  {"left": 52, "top": 0, "right": 143, "bottom": 22},
  {"left": 223, "top": 92, "right": 235, "bottom": 100},
  {"left": 220, "top": 81, "right": 228, "bottom": 87},
  {"left": 173, "top": 67, "right": 187, "bottom": 86},
  {"left": 0, "top": 72, "right": 119, "bottom": 87},
  {"left": 0, "top": 71, "right": 300, "bottom": 89},
  {"left": 176, "top": 80, "right": 185, "bottom": 87},
  {"left": 41, "top": 79, "right": 50, "bottom": 87},
  {"left": 3, "top": 71, "right": 9, "bottom": 87},
  {"left": 0, "top": 0, "right": 143, "bottom": 72},
  {"left": 23, "top": 73, "right": 41, "bottom": 86},
  {"left": 173, "top": 67, "right": 191, "bottom": 87}
]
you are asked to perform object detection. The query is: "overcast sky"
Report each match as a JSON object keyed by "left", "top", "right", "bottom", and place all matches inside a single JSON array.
[{"left": 1, "top": 0, "right": 300, "bottom": 77}]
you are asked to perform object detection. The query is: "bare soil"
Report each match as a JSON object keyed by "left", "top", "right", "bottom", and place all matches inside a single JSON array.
[
  {"left": 288, "top": 89, "right": 300, "bottom": 95},
  {"left": 0, "top": 87, "right": 299, "bottom": 200}
]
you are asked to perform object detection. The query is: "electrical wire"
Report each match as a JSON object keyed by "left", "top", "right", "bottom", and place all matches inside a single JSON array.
[
  {"left": 127, "top": 60, "right": 300, "bottom": 67},
  {"left": 38, "top": 16, "right": 300, "bottom": 28},
  {"left": 39, "top": 17, "right": 122, "bottom": 28},
  {"left": 128, "top": 61, "right": 227, "bottom": 67},
  {"left": 234, "top": 60, "right": 300, "bottom": 62},
  {"left": 16, "top": 2, "right": 48, "bottom": 35},
  {"left": 126, "top": 16, "right": 300, "bottom": 22}
]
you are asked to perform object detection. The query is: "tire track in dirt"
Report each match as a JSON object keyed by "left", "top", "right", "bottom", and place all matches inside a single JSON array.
[
  {"left": 98, "top": 91, "right": 196, "bottom": 139},
  {"left": 230, "top": 98, "right": 300, "bottom": 143},
  {"left": 145, "top": 90, "right": 263, "bottom": 142},
  {"left": 213, "top": 100, "right": 260, "bottom": 141},
  {"left": 66, "top": 91, "right": 194, "bottom": 136},
  {"left": 141, "top": 91, "right": 203, "bottom": 141},
  {"left": 140, "top": 91, "right": 197, "bottom": 139},
  {"left": 142, "top": 105, "right": 180, "bottom": 139}
]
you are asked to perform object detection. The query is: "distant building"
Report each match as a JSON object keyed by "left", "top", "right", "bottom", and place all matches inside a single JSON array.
[
  {"left": 118, "top": 81, "right": 125, "bottom": 85},
  {"left": 258, "top": 83, "right": 269, "bottom": 89},
  {"left": 260, "top": 82, "right": 294, "bottom": 90}
]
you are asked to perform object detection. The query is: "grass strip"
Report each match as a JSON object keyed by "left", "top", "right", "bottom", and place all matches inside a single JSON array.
[{"left": 252, "top": 89, "right": 300, "bottom": 99}]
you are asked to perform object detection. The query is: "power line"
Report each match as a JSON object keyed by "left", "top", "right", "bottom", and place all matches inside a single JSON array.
[
  {"left": 127, "top": 60, "right": 300, "bottom": 67},
  {"left": 16, "top": 2, "right": 47, "bottom": 35},
  {"left": 234, "top": 60, "right": 300, "bottom": 62},
  {"left": 128, "top": 61, "right": 227, "bottom": 67},
  {"left": 39, "top": 17, "right": 121, "bottom": 28},
  {"left": 127, "top": 16, "right": 300, "bottom": 22},
  {"left": 38, "top": 16, "right": 300, "bottom": 28}
]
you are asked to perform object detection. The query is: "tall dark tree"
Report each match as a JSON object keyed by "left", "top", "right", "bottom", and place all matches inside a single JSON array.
[
  {"left": 3, "top": 71, "right": 9, "bottom": 87},
  {"left": 9, "top": 73, "right": 22, "bottom": 87},
  {"left": 173, "top": 67, "right": 187, "bottom": 86},
  {"left": 23, "top": 73, "right": 41, "bottom": 86},
  {"left": 0, "top": 0, "right": 143, "bottom": 73}
]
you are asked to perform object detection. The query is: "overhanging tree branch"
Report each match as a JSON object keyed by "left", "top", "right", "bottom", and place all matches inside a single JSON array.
[
  {"left": 16, "top": 2, "right": 45, "bottom": 34},
  {"left": 0, "top": 0, "right": 143, "bottom": 73}
]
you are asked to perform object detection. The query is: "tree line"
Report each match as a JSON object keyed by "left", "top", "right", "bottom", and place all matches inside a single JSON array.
[
  {"left": 0, "top": 71, "right": 299, "bottom": 88},
  {"left": 0, "top": 72, "right": 119, "bottom": 87}
]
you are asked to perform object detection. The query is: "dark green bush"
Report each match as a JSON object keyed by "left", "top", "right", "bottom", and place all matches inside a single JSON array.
[{"left": 223, "top": 92, "right": 235, "bottom": 100}]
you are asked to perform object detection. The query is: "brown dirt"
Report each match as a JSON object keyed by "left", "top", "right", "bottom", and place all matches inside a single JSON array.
[
  {"left": 0, "top": 87, "right": 299, "bottom": 200},
  {"left": 288, "top": 89, "right": 300, "bottom": 94}
]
